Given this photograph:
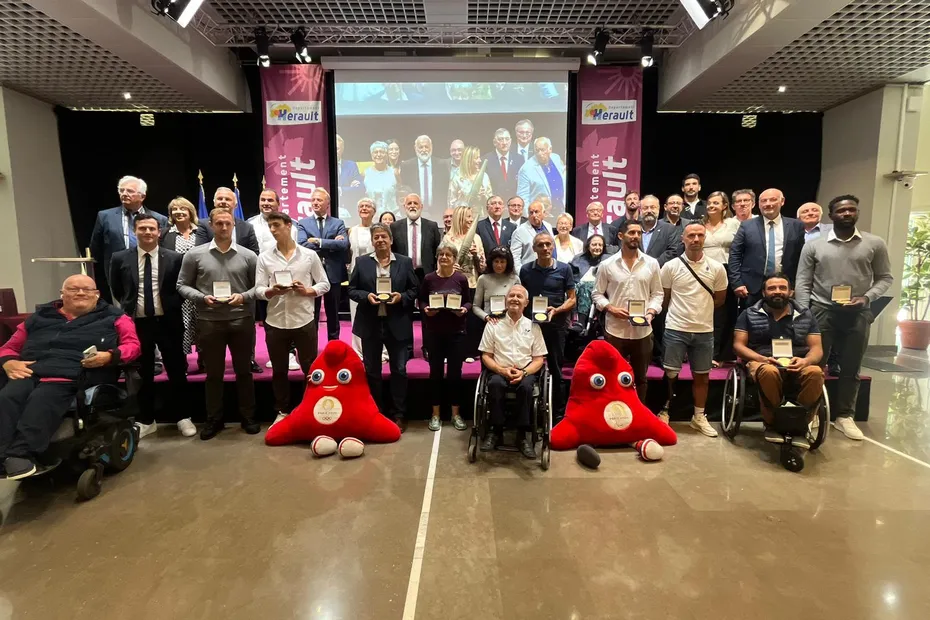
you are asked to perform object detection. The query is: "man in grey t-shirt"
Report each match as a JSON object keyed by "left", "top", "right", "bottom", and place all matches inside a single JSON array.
[
  {"left": 178, "top": 207, "right": 259, "bottom": 440},
  {"left": 795, "top": 195, "right": 893, "bottom": 440}
]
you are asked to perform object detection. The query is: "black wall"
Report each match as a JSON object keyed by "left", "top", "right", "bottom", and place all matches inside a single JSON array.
[{"left": 56, "top": 66, "right": 822, "bottom": 252}]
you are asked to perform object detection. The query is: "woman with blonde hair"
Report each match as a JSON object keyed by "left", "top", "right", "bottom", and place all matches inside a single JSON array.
[
  {"left": 554, "top": 213, "right": 583, "bottom": 263},
  {"left": 702, "top": 190, "right": 740, "bottom": 364},
  {"left": 448, "top": 146, "right": 492, "bottom": 209},
  {"left": 443, "top": 205, "right": 487, "bottom": 363},
  {"left": 161, "top": 196, "right": 200, "bottom": 356}
]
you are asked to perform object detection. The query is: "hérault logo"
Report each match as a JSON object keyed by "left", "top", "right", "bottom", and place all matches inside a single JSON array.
[
  {"left": 582, "top": 100, "right": 637, "bottom": 125},
  {"left": 267, "top": 101, "right": 322, "bottom": 125}
]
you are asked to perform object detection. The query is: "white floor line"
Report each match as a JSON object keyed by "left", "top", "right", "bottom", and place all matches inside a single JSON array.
[
  {"left": 402, "top": 428, "right": 442, "bottom": 620},
  {"left": 859, "top": 434, "right": 930, "bottom": 470}
]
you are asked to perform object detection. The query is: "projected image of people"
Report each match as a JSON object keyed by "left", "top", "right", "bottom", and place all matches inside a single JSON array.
[{"left": 334, "top": 77, "right": 568, "bottom": 226}]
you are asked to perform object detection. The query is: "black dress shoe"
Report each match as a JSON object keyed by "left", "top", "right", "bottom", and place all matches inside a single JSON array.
[
  {"left": 394, "top": 417, "right": 407, "bottom": 434},
  {"left": 251, "top": 360, "right": 263, "bottom": 374},
  {"left": 3, "top": 456, "right": 37, "bottom": 480},
  {"left": 519, "top": 438, "right": 537, "bottom": 459},
  {"left": 480, "top": 432, "right": 502, "bottom": 452},
  {"left": 241, "top": 420, "right": 261, "bottom": 434},
  {"left": 200, "top": 420, "right": 225, "bottom": 441}
]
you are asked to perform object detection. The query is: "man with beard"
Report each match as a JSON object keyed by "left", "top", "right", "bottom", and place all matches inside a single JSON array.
[
  {"left": 795, "top": 195, "right": 893, "bottom": 440},
  {"left": 681, "top": 174, "right": 706, "bottom": 220},
  {"left": 592, "top": 220, "right": 663, "bottom": 403},
  {"left": 662, "top": 194, "right": 688, "bottom": 228},
  {"left": 248, "top": 189, "right": 297, "bottom": 255},
  {"left": 610, "top": 195, "right": 680, "bottom": 267},
  {"left": 733, "top": 273, "right": 824, "bottom": 447},
  {"left": 400, "top": 135, "right": 451, "bottom": 215},
  {"left": 624, "top": 191, "right": 641, "bottom": 221}
]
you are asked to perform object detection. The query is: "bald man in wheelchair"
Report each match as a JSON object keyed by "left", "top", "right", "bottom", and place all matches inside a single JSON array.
[{"left": 732, "top": 273, "right": 825, "bottom": 446}]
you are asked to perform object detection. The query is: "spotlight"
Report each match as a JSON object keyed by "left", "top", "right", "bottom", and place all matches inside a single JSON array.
[
  {"left": 587, "top": 29, "right": 610, "bottom": 66},
  {"left": 777, "top": 85, "right": 787, "bottom": 93},
  {"left": 679, "top": 0, "right": 724, "bottom": 30},
  {"left": 291, "top": 28, "right": 312, "bottom": 63},
  {"left": 123, "top": 92, "right": 132, "bottom": 100},
  {"left": 255, "top": 27, "right": 271, "bottom": 68},
  {"left": 639, "top": 31, "right": 655, "bottom": 68},
  {"left": 150, "top": 0, "right": 204, "bottom": 28}
]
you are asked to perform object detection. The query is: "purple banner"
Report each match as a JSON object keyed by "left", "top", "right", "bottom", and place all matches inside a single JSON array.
[
  {"left": 574, "top": 67, "right": 643, "bottom": 225},
  {"left": 261, "top": 65, "right": 331, "bottom": 219}
]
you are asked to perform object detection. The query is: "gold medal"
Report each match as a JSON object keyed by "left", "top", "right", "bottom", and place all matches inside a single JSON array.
[
  {"left": 376, "top": 292, "right": 391, "bottom": 302},
  {"left": 777, "top": 357, "right": 791, "bottom": 367},
  {"left": 534, "top": 312, "right": 549, "bottom": 322}
]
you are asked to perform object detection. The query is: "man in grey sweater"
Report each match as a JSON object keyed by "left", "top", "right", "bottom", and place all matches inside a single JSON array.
[
  {"left": 795, "top": 195, "right": 893, "bottom": 440},
  {"left": 178, "top": 207, "right": 259, "bottom": 440}
]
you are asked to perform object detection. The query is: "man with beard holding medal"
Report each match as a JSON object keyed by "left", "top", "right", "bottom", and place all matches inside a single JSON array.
[{"left": 733, "top": 273, "right": 824, "bottom": 446}]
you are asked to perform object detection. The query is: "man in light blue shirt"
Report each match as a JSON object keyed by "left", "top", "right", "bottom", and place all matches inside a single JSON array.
[{"left": 798, "top": 202, "right": 833, "bottom": 242}]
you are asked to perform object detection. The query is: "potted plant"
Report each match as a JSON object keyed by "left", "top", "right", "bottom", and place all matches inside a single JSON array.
[{"left": 899, "top": 215, "right": 930, "bottom": 349}]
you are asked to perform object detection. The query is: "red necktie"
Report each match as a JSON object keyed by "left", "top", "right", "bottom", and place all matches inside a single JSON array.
[
  {"left": 411, "top": 221, "right": 419, "bottom": 268},
  {"left": 493, "top": 221, "right": 500, "bottom": 245},
  {"left": 500, "top": 156, "right": 507, "bottom": 181},
  {"left": 592, "top": 224, "right": 599, "bottom": 237}
]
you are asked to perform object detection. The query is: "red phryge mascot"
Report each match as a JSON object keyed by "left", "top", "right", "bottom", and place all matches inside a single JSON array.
[
  {"left": 551, "top": 340, "right": 677, "bottom": 450},
  {"left": 265, "top": 340, "right": 401, "bottom": 454}
]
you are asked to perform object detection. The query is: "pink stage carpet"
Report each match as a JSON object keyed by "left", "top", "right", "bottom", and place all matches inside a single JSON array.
[{"left": 156, "top": 321, "right": 729, "bottom": 383}]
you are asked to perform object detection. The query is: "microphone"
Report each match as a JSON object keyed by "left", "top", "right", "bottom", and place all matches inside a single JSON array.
[{"left": 576, "top": 444, "right": 601, "bottom": 469}]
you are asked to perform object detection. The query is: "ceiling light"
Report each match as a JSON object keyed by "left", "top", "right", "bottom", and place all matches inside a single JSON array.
[
  {"left": 639, "top": 31, "right": 655, "bottom": 68},
  {"left": 587, "top": 29, "right": 610, "bottom": 66},
  {"left": 679, "top": 0, "right": 724, "bottom": 30},
  {"left": 291, "top": 28, "right": 312, "bottom": 63},
  {"left": 150, "top": 0, "right": 204, "bottom": 28},
  {"left": 123, "top": 92, "right": 132, "bottom": 100},
  {"left": 255, "top": 27, "right": 271, "bottom": 68},
  {"left": 778, "top": 85, "right": 787, "bottom": 93}
]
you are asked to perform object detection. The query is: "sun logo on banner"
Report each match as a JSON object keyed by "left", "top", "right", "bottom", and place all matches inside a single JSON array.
[
  {"left": 585, "top": 103, "right": 607, "bottom": 120},
  {"left": 269, "top": 103, "right": 292, "bottom": 120}
]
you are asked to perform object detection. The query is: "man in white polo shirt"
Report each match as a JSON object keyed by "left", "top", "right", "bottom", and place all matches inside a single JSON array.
[
  {"left": 255, "top": 212, "right": 330, "bottom": 425},
  {"left": 659, "top": 222, "right": 728, "bottom": 436},
  {"left": 478, "top": 284, "right": 548, "bottom": 458}
]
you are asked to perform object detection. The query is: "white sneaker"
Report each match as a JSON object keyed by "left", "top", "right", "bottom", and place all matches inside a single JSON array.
[
  {"left": 288, "top": 353, "right": 300, "bottom": 371},
  {"left": 272, "top": 412, "right": 288, "bottom": 427},
  {"left": 265, "top": 360, "right": 273, "bottom": 368},
  {"left": 833, "top": 417, "right": 864, "bottom": 440},
  {"left": 657, "top": 411, "right": 670, "bottom": 425},
  {"left": 177, "top": 418, "right": 197, "bottom": 438},
  {"left": 135, "top": 421, "right": 158, "bottom": 439},
  {"left": 690, "top": 413, "right": 718, "bottom": 438}
]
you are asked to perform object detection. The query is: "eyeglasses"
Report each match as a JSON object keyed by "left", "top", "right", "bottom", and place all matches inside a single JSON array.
[{"left": 63, "top": 287, "right": 97, "bottom": 294}]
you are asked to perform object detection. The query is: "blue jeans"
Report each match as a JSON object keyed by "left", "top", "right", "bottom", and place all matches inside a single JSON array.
[{"left": 663, "top": 329, "right": 714, "bottom": 374}]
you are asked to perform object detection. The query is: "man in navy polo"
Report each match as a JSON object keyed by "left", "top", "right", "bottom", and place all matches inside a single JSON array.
[{"left": 518, "top": 232, "right": 576, "bottom": 420}]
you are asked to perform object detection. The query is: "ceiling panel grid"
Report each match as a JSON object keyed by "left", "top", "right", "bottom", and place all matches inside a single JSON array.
[{"left": 210, "top": 0, "right": 427, "bottom": 25}]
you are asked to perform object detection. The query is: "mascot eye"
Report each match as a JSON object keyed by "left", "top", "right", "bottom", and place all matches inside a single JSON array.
[
  {"left": 618, "top": 372, "right": 634, "bottom": 388},
  {"left": 337, "top": 369, "right": 352, "bottom": 384},
  {"left": 309, "top": 369, "right": 325, "bottom": 385},
  {"left": 590, "top": 374, "right": 606, "bottom": 389}
]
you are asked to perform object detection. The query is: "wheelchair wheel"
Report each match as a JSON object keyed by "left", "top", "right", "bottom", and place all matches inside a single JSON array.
[
  {"left": 780, "top": 445, "right": 805, "bottom": 472},
  {"left": 720, "top": 366, "right": 745, "bottom": 440},
  {"left": 76, "top": 465, "right": 103, "bottom": 501},
  {"left": 540, "top": 437, "right": 550, "bottom": 471},
  {"left": 467, "top": 431, "right": 478, "bottom": 463},
  {"left": 808, "top": 385, "right": 830, "bottom": 450},
  {"left": 106, "top": 423, "right": 136, "bottom": 473}
]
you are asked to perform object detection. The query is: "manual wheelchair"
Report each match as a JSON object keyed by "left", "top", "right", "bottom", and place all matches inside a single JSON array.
[
  {"left": 467, "top": 365, "right": 553, "bottom": 470},
  {"left": 720, "top": 363, "right": 830, "bottom": 472}
]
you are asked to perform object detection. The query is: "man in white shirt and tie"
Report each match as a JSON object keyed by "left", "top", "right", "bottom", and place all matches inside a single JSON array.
[
  {"left": 514, "top": 119, "right": 534, "bottom": 163},
  {"left": 507, "top": 196, "right": 527, "bottom": 226},
  {"left": 571, "top": 202, "right": 610, "bottom": 246},
  {"left": 477, "top": 195, "right": 517, "bottom": 252},
  {"left": 256, "top": 212, "right": 330, "bottom": 425}
]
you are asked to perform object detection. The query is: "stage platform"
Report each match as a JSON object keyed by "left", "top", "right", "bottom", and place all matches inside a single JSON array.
[{"left": 151, "top": 321, "right": 871, "bottom": 422}]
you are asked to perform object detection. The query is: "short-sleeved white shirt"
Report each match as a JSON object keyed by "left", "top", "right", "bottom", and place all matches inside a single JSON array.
[
  {"left": 478, "top": 314, "right": 548, "bottom": 369},
  {"left": 660, "top": 254, "right": 728, "bottom": 333}
]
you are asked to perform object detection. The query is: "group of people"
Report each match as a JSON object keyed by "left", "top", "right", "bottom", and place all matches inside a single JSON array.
[
  {"left": 0, "top": 170, "right": 893, "bottom": 477},
  {"left": 336, "top": 119, "right": 566, "bottom": 223}
]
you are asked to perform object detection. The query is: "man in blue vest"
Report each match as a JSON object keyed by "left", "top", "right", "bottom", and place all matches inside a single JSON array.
[
  {"left": 0, "top": 275, "right": 141, "bottom": 479},
  {"left": 732, "top": 272, "right": 824, "bottom": 447}
]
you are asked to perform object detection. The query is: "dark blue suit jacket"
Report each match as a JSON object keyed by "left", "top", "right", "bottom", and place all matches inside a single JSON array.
[
  {"left": 728, "top": 216, "right": 806, "bottom": 294},
  {"left": 298, "top": 215, "right": 350, "bottom": 283},
  {"left": 89, "top": 206, "right": 168, "bottom": 291},
  {"left": 476, "top": 217, "right": 517, "bottom": 253},
  {"left": 482, "top": 151, "right": 522, "bottom": 200},
  {"left": 347, "top": 254, "right": 419, "bottom": 341},
  {"left": 338, "top": 160, "right": 366, "bottom": 210}
]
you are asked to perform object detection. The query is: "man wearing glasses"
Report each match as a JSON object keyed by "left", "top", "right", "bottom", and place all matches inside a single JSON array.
[
  {"left": 0, "top": 275, "right": 141, "bottom": 479},
  {"left": 89, "top": 175, "right": 168, "bottom": 301}
]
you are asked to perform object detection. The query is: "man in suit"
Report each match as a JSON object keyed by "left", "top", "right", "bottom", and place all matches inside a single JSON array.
[
  {"left": 89, "top": 175, "right": 168, "bottom": 300},
  {"left": 728, "top": 188, "right": 806, "bottom": 307},
  {"left": 662, "top": 194, "right": 690, "bottom": 229},
  {"left": 484, "top": 128, "right": 522, "bottom": 199},
  {"left": 516, "top": 137, "right": 566, "bottom": 212},
  {"left": 681, "top": 173, "right": 707, "bottom": 220},
  {"left": 798, "top": 202, "right": 833, "bottom": 242},
  {"left": 108, "top": 214, "right": 192, "bottom": 439},
  {"left": 477, "top": 195, "right": 517, "bottom": 252},
  {"left": 399, "top": 135, "right": 451, "bottom": 218},
  {"left": 348, "top": 223, "right": 419, "bottom": 433},
  {"left": 297, "top": 188, "right": 349, "bottom": 342},
  {"left": 336, "top": 134, "right": 365, "bottom": 214},
  {"left": 571, "top": 201, "right": 610, "bottom": 243},
  {"left": 194, "top": 187, "right": 260, "bottom": 254},
  {"left": 507, "top": 196, "right": 527, "bottom": 227},
  {"left": 513, "top": 119, "right": 535, "bottom": 163},
  {"left": 732, "top": 189, "right": 757, "bottom": 222},
  {"left": 391, "top": 193, "right": 442, "bottom": 280}
]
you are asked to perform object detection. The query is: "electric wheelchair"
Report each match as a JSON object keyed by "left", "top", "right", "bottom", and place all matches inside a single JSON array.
[
  {"left": 4, "top": 365, "right": 141, "bottom": 500},
  {"left": 467, "top": 365, "right": 553, "bottom": 470},
  {"left": 720, "top": 363, "right": 830, "bottom": 472}
]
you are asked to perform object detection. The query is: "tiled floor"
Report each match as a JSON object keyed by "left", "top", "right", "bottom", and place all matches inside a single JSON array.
[{"left": 3, "top": 352, "right": 930, "bottom": 619}]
